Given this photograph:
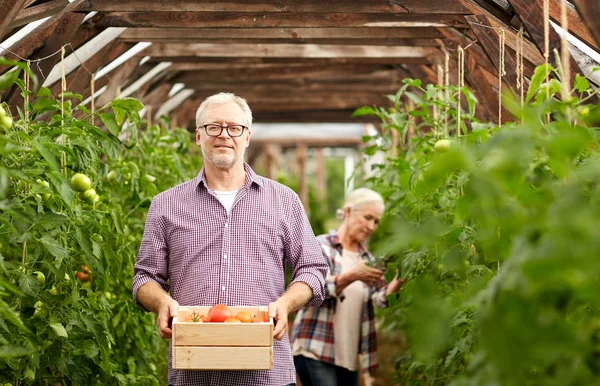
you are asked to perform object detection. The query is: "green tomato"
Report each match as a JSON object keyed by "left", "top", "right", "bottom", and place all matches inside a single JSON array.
[
  {"left": 0, "top": 104, "right": 6, "bottom": 116},
  {"left": 463, "top": 259, "right": 471, "bottom": 269},
  {"left": 106, "top": 170, "right": 117, "bottom": 182},
  {"left": 33, "top": 271, "right": 46, "bottom": 285},
  {"left": 49, "top": 285, "right": 58, "bottom": 295},
  {"left": 80, "top": 188, "right": 97, "bottom": 203},
  {"left": 434, "top": 139, "right": 452, "bottom": 153},
  {"left": 71, "top": 173, "right": 92, "bottom": 192},
  {"left": 0, "top": 114, "right": 12, "bottom": 129},
  {"left": 144, "top": 174, "right": 157, "bottom": 182},
  {"left": 36, "top": 179, "right": 50, "bottom": 188}
]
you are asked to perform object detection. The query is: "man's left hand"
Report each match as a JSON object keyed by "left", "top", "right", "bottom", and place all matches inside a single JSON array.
[{"left": 268, "top": 300, "right": 289, "bottom": 340}]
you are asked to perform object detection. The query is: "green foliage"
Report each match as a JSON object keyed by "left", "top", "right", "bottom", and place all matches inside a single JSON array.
[
  {"left": 359, "top": 65, "right": 600, "bottom": 385},
  {"left": 0, "top": 64, "right": 201, "bottom": 384}
]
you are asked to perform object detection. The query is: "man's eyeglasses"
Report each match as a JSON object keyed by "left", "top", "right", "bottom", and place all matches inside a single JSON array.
[{"left": 201, "top": 124, "right": 247, "bottom": 137}]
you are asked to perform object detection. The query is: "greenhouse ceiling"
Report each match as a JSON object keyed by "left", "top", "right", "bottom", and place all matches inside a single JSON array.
[{"left": 0, "top": 0, "right": 598, "bottom": 130}]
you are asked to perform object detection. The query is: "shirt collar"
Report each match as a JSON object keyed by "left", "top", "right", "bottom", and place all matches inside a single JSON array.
[
  {"left": 327, "top": 229, "right": 369, "bottom": 256},
  {"left": 195, "top": 163, "right": 265, "bottom": 190}
]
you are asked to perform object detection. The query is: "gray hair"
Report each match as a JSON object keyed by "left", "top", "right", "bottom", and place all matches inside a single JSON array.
[
  {"left": 336, "top": 188, "right": 384, "bottom": 221},
  {"left": 195, "top": 92, "right": 253, "bottom": 128}
]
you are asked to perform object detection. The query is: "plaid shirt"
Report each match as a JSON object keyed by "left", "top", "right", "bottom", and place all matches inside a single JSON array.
[
  {"left": 132, "top": 164, "right": 327, "bottom": 386},
  {"left": 291, "top": 230, "right": 389, "bottom": 374}
]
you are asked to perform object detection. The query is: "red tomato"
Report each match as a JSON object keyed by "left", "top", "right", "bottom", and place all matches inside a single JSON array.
[
  {"left": 236, "top": 311, "right": 253, "bottom": 323},
  {"left": 207, "top": 304, "right": 232, "bottom": 323},
  {"left": 224, "top": 317, "right": 242, "bottom": 323}
]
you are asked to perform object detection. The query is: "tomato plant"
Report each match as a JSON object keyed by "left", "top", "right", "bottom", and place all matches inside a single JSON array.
[
  {"left": 355, "top": 65, "right": 600, "bottom": 385},
  {"left": 0, "top": 58, "right": 202, "bottom": 385}
]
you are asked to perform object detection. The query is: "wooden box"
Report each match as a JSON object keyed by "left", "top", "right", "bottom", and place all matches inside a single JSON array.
[{"left": 172, "top": 306, "right": 274, "bottom": 370}]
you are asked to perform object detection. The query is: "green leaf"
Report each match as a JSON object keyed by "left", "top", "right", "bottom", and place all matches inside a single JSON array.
[
  {"left": 38, "top": 234, "right": 68, "bottom": 260},
  {"left": 18, "top": 274, "right": 40, "bottom": 297},
  {"left": 352, "top": 106, "right": 377, "bottom": 117},
  {"left": 35, "top": 141, "right": 60, "bottom": 172},
  {"left": 573, "top": 74, "right": 590, "bottom": 93},
  {"left": 0, "top": 345, "right": 32, "bottom": 357},
  {"left": 526, "top": 63, "right": 552, "bottom": 103},
  {"left": 99, "top": 113, "right": 121, "bottom": 136},
  {"left": 49, "top": 322, "right": 68, "bottom": 338},
  {"left": 0, "top": 68, "right": 21, "bottom": 91}
]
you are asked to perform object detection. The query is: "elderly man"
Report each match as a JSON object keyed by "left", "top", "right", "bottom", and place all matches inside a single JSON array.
[{"left": 132, "top": 92, "right": 328, "bottom": 386}]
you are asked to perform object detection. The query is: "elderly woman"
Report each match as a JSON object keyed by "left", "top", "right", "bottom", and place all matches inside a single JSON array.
[{"left": 291, "top": 188, "right": 404, "bottom": 386}]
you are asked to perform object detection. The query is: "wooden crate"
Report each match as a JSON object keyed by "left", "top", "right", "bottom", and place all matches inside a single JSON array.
[{"left": 172, "top": 306, "right": 274, "bottom": 370}]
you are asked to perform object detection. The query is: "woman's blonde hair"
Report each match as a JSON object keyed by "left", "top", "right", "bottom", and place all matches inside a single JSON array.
[{"left": 336, "top": 188, "right": 384, "bottom": 221}]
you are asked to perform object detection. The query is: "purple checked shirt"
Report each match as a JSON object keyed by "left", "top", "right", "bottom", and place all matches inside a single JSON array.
[{"left": 132, "top": 164, "right": 327, "bottom": 386}]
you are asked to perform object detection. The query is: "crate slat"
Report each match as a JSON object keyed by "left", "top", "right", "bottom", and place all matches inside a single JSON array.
[{"left": 173, "top": 346, "right": 273, "bottom": 370}]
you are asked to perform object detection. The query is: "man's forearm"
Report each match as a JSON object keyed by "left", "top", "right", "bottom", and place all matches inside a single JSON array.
[
  {"left": 278, "top": 282, "right": 314, "bottom": 313},
  {"left": 137, "top": 281, "right": 172, "bottom": 314}
]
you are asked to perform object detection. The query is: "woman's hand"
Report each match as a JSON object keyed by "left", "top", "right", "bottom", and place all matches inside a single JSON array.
[
  {"left": 386, "top": 269, "right": 406, "bottom": 295},
  {"left": 350, "top": 260, "right": 384, "bottom": 287}
]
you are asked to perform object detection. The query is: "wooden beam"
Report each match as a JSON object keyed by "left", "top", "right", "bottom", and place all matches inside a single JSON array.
[
  {"left": 546, "top": 0, "right": 598, "bottom": 52},
  {"left": 252, "top": 137, "right": 363, "bottom": 147},
  {"left": 466, "top": 15, "right": 520, "bottom": 96},
  {"left": 8, "top": 5, "right": 85, "bottom": 106},
  {"left": 79, "top": 0, "right": 472, "bottom": 14},
  {"left": 0, "top": 0, "right": 83, "bottom": 72},
  {"left": 253, "top": 109, "right": 377, "bottom": 124},
  {"left": 573, "top": 0, "right": 600, "bottom": 50},
  {"left": 148, "top": 56, "right": 436, "bottom": 66},
  {"left": 171, "top": 65, "right": 408, "bottom": 83},
  {"left": 314, "top": 148, "right": 326, "bottom": 202},
  {"left": 119, "top": 27, "right": 446, "bottom": 41},
  {"left": 507, "top": 0, "right": 584, "bottom": 82},
  {"left": 140, "top": 43, "right": 438, "bottom": 60},
  {"left": 10, "top": 0, "right": 68, "bottom": 29},
  {"left": 96, "top": 56, "right": 141, "bottom": 107},
  {"left": 52, "top": 41, "right": 132, "bottom": 97},
  {"left": 141, "top": 82, "right": 173, "bottom": 114},
  {"left": 202, "top": 93, "right": 392, "bottom": 111},
  {"left": 0, "top": 0, "right": 28, "bottom": 41},
  {"left": 296, "top": 143, "right": 308, "bottom": 215},
  {"left": 94, "top": 12, "right": 468, "bottom": 29},
  {"left": 264, "top": 144, "right": 282, "bottom": 181},
  {"left": 174, "top": 82, "right": 408, "bottom": 96}
]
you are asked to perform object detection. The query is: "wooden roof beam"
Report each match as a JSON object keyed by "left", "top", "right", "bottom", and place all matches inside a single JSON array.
[
  {"left": 93, "top": 12, "right": 468, "bottom": 29},
  {"left": 9, "top": 0, "right": 68, "bottom": 29},
  {"left": 119, "top": 27, "right": 446, "bottom": 41},
  {"left": 0, "top": 0, "right": 28, "bottom": 40},
  {"left": 78, "top": 0, "right": 473, "bottom": 14},
  {"left": 140, "top": 43, "right": 439, "bottom": 60},
  {"left": 507, "top": 0, "right": 584, "bottom": 83},
  {"left": 573, "top": 0, "right": 600, "bottom": 50}
]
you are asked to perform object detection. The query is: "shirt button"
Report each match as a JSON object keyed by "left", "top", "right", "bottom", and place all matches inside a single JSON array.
[
  {"left": 223, "top": 254, "right": 227, "bottom": 259},
  {"left": 224, "top": 223, "right": 228, "bottom": 228},
  {"left": 221, "top": 286, "right": 226, "bottom": 291}
]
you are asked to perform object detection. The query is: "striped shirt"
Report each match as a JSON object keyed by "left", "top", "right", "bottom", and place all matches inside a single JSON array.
[
  {"left": 290, "top": 230, "right": 389, "bottom": 375},
  {"left": 132, "top": 164, "right": 328, "bottom": 386}
]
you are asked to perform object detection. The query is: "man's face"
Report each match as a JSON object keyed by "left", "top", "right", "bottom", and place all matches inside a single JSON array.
[{"left": 195, "top": 101, "right": 251, "bottom": 170}]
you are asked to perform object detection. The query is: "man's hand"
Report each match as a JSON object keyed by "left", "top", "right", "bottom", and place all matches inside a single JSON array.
[
  {"left": 351, "top": 260, "right": 384, "bottom": 287},
  {"left": 157, "top": 297, "right": 179, "bottom": 339},
  {"left": 268, "top": 300, "right": 289, "bottom": 340}
]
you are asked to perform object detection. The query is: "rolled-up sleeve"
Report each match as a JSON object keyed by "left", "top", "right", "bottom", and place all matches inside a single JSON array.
[
  {"left": 132, "top": 196, "right": 170, "bottom": 310},
  {"left": 284, "top": 194, "right": 328, "bottom": 308}
]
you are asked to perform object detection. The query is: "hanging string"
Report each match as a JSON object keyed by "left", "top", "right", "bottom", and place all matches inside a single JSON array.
[
  {"left": 457, "top": 46, "right": 464, "bottom": 137},
  {"left": 90, "top": 75, "right": 95, "bottom": 124},
  {"left": 516, "top": 27, "right": 525, "bottom": 108},
  {"left": 444, "top": 49, "right": 450, "bottom": 138},
  {"left": 560, "top": 0, "right": 570, "bottom": 100},
  {"left": 24, "top": 60, "right": 30, "bottom": 126},
  {"left": 544, "top": 0, "right": 550, "bottom": 116},
  {"left": 498, "top": 29, "right": 506, "bottom": 127},
  {"left": 60, "top": 46, "right": 67, "bottom": 176}
]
